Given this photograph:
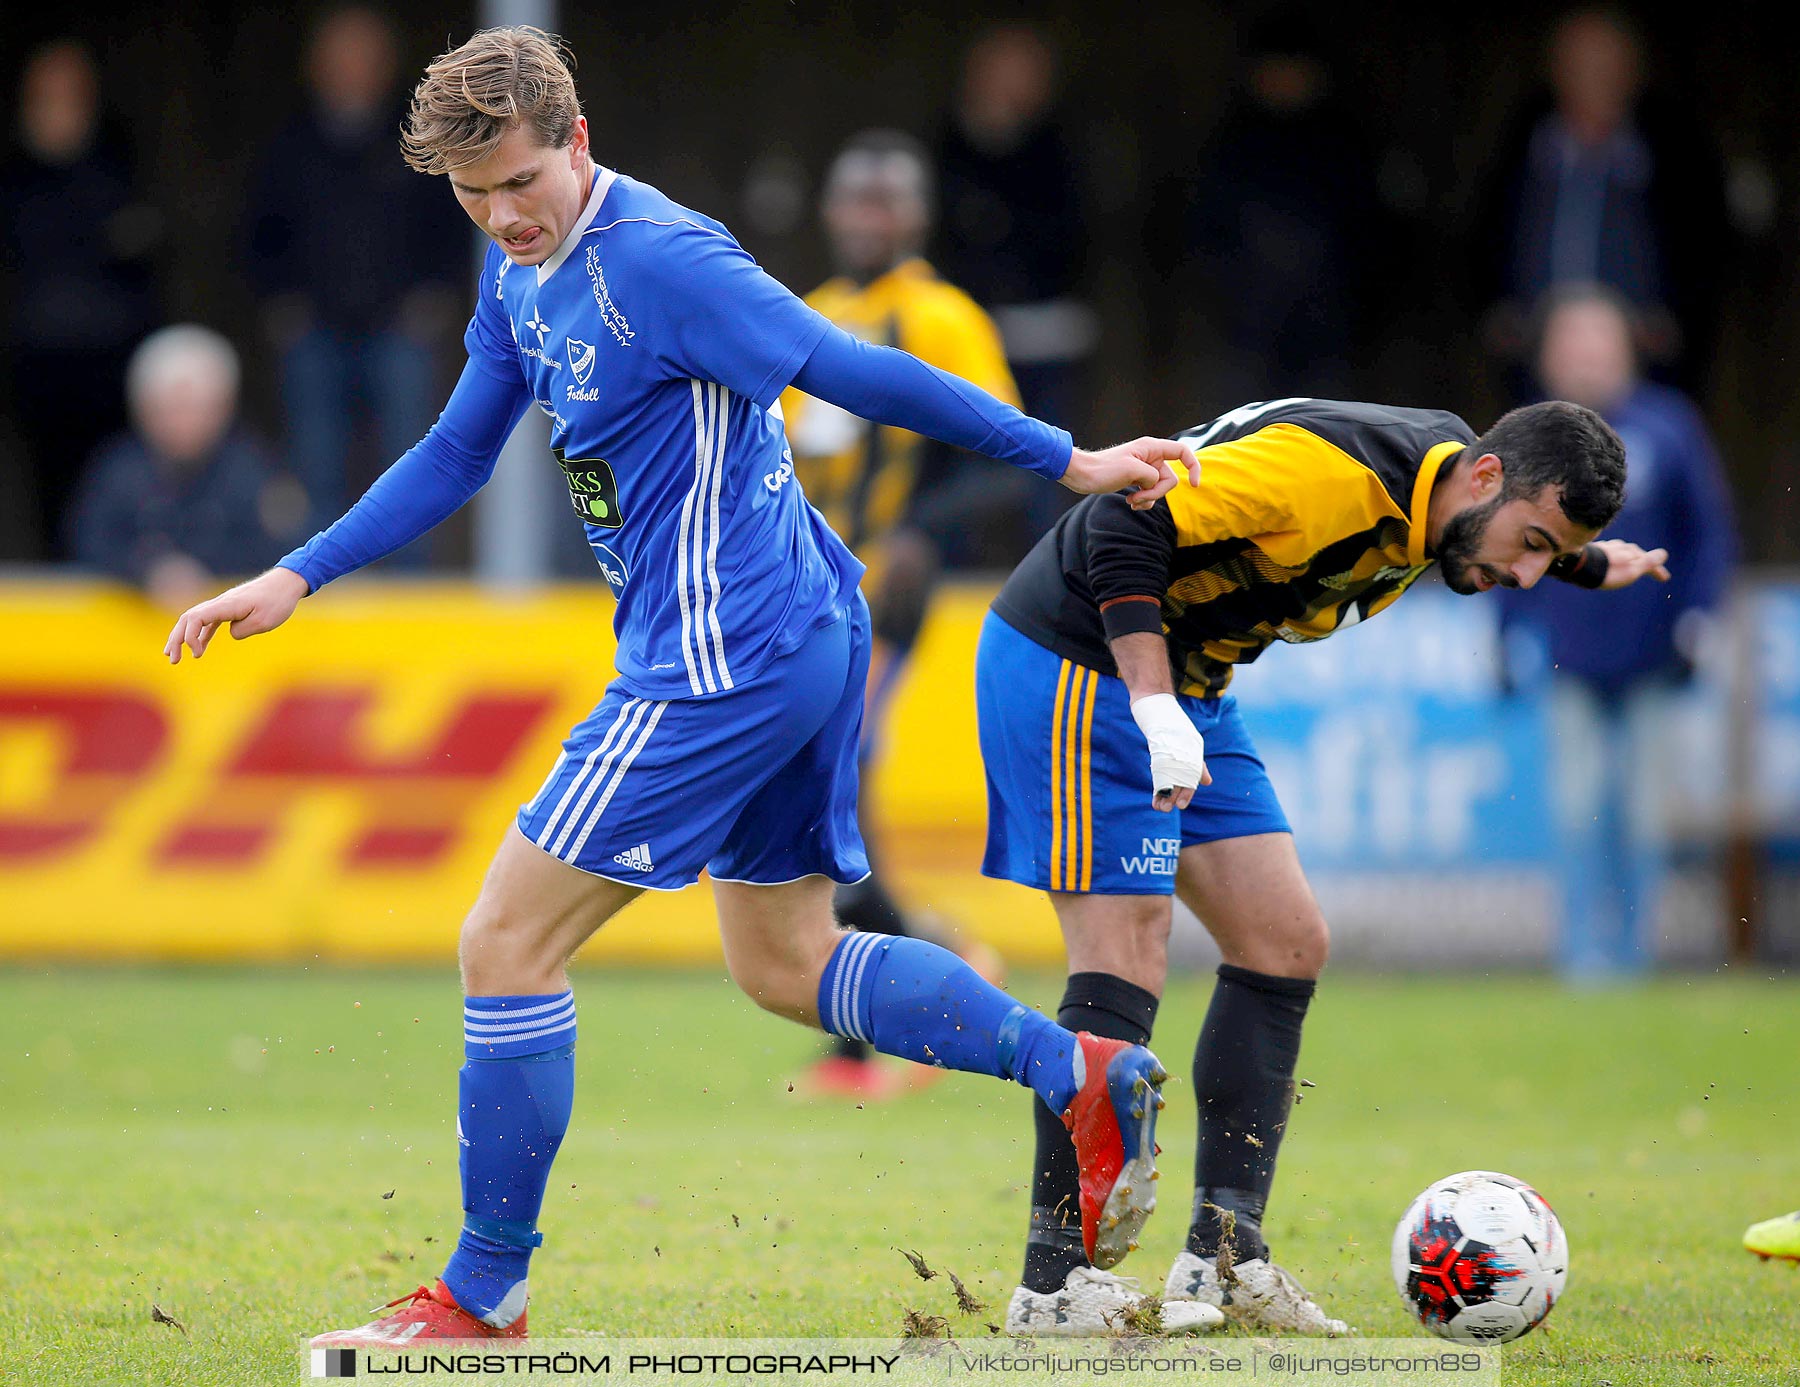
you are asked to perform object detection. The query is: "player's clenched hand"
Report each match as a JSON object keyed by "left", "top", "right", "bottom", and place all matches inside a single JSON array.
[
  {"left": 1129, "top": 693, "right": 1213, "bottom": 812},
  {"left": 1595, "top": 540, "right": 1671, "bottom": 589},
  {"left": 164, "top": 567, "right": 310, "bottom": 664},
  {"left": 1062, "top": 438, "right": 1202, "bottom": 511}
]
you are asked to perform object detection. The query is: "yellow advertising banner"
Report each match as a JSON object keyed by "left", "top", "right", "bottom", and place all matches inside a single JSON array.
[{"left": 0, "top": 581, "right": 1060, "bottom": 963}]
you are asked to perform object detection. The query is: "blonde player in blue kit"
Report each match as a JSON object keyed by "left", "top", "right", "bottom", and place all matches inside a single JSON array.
[{"left": 163, "top": 27, "right": 1207, "bottom": 1344}]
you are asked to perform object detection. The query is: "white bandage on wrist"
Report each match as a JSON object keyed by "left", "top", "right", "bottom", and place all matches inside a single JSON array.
[{"left": 1129, "top": 693, "right": 1206, "bottom": 795}]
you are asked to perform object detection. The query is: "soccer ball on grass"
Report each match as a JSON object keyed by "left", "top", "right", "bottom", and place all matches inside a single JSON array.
[{"left": 1391, "top": 1170, "right": 1567, "bottom": 1343}]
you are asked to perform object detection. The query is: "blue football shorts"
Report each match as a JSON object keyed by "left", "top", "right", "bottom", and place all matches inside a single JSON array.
[
  {"left": 518, "top": 597, "right": 871, "bottom": 890},
  {"left": 976, "top": 610, "right": 1291, "bottom": 895}
]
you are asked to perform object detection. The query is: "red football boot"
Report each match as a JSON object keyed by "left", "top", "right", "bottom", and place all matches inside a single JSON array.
[
  {"left": 1061, "top": 1032, "right": 1168, "bottom": 1270},
  {"left": 310, "top": 1279, "right": 526, "bottom": 1348}
]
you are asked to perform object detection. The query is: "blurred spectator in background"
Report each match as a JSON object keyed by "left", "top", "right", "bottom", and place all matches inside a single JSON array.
[
  {"left": 1498, "top": 285, "right": 1737, "bottom": 978},
  {"left": 933, "top": 24, "right": 1092, "bottom": 564},
  {"left": 67, "top": 325, "right": 305, "bottom": 609},
  {"left": 245, "top": 6, "right": 464, "bottom": 557},
  {"left": 782, "top": 130, "right": 1009, "bottom": 1097},
  {"left": 1, "top": 39, "right": 161, "bottom": 560},
  {"left": 1176, "top": 9, "right": 1381, "bottom": 402},
  {"left": 1475, "top": 9, "right": 1730, "bottom": 399}
]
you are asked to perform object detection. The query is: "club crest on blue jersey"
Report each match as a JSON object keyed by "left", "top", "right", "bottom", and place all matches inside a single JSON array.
[{"left": 568, "top": 339, "right": 596, "bottom": 386}]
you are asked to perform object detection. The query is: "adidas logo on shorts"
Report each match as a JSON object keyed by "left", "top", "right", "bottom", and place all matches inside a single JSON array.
[{"left": 612, "top": 843, "right": 655, "bottom": 873}]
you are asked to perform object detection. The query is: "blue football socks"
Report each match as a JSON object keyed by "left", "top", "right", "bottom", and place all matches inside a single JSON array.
[
  {"left": 817, "top": 932, "right": 1078, "bottom": 1114},
  {"left": 441, "top": 992, "right": 576, "bottom": 1328}
]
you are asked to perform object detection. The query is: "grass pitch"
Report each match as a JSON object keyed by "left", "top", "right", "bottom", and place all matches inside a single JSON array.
[{"left": 1, "top": 966, "right": 1795, "bottom": 1385}]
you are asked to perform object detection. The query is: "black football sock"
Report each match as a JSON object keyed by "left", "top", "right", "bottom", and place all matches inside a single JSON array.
[
  {"left": 836, "top": 873, "right": 909, "bottom": 937},
  {"left": 827, "top": 877, "right": 912, "bottom": 1062},
  {"left": 828, "top": 1032, "right": 870, "bottom": 1062},
  {"left": 1021, "top": 971, "right": 1159, "bottom": 1294},
  {"left": 1187, "top": 963, "right": 1315, "bottom": 1264}
]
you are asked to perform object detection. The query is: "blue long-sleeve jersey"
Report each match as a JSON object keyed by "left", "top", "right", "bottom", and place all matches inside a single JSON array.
[{"left": 279, "top": 167, "right": 1071, "bottom": 699}]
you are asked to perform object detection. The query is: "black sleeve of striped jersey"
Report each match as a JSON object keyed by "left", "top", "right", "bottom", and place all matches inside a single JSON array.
[
  {"left": 1549, "top": 542, "right": 1610, "bottom": 590},
  {"left": 1082, "top": 494, "right": 1176, "bottom": 641}
]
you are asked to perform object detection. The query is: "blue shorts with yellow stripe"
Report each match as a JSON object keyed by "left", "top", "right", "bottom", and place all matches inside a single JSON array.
[{"left": 976, "top": 610, "right": 1291, "bottom": 895}]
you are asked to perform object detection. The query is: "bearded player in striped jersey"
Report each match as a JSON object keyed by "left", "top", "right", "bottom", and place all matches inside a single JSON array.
[
  {"left": 979, "top": 397, "right": 1671, "bottom": 1335},
  {"left": 162, "top": 26, "right": 1207, "bottom": 1344}
]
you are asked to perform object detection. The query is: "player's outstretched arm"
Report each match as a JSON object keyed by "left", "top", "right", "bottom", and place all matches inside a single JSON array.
[
  {"left": 1594, "top": 539, "right": 1671, "bottom": 589},
  {"left": 654, "top": 229, "right": 1204, "bottom": 505},
  {"left": 164, "top": 566, "right": 310, "bottom": 664},
  {"left": 1064, "top": 438, "right": 1202, "bottom": 511},
  {"left": 165, "top": 363, "right": 531, "bottom": 664},
  {"left": 785, "top": 326, "right": 1200, "bottom": 506}
]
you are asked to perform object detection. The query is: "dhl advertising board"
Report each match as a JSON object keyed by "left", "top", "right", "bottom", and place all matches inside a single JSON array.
[
  {"left": 0, "top": 581, "right": 1045, "bottom": 964},
  {"left": 5, "top": 578, "right": 1792, "bottom": 966}
]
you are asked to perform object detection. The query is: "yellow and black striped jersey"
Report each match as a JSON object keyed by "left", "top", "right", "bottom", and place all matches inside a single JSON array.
[
  {"left": 779, "top": 258, "right": 1017, "bottom": 553},
  {"left": 993, "top": 398, "right": 1482, "bottom": 697}
]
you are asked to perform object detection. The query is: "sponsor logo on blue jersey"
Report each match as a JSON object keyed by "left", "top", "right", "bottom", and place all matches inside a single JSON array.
[
  {"left": 1120, "top": 836, "right": 1179, "bottom": 876},
  {"left": 553, "top": 448, "right": 623, "bottom": 528},
  {"left": 585, "top": 246, "right": 635, "bottom": 346}
]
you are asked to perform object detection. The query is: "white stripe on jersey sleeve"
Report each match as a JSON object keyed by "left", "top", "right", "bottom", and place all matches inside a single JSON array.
[
  {"left": 678, "top": 383, "right": 710, "bottom": 696},
  {"left": 690, "top": 384, "right": 721, "bottom": 693},
  {"left": 704, "top": 382, "right": 734, "bottom": 689}
]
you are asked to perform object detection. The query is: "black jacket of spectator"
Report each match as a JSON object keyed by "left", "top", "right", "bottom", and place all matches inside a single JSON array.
[
  {"left": 245, "top": 102, "right": 465, "bottom": 332},
  {"left": 1473, "top": 93, "right": 1731, "bottom": 392},
  {"left": 1184, "top": 95, "right": 1382, "bottom": 395},
  {"left": 0, "top": 128, "right": 157, "bottom": 357},
  {"left": 933, "top": 117, "right": 1087, "bottom": 309},
  {"left": 0, "top": 125, "right": 162, "bottom": 559}
]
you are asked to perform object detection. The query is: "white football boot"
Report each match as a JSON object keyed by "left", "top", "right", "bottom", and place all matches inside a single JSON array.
[
  {"left": 1164, "top": 1250, "right": 1352, "bottom": 1335},
  {"left": 1005, "top": 1265, "right": 1224, "bottom": 1337}
]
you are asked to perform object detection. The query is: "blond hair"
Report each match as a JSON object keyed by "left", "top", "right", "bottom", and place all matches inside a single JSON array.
[{"left": 401, "top": 26, "right": 580, "bottom": 174}]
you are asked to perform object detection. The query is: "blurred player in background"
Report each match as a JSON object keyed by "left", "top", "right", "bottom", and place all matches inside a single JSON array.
[
  {"left": 1499, "top": 285, "right": 1736, "bottom": 978},
  {"left": 163, "top": 26, "right": 1200, "bottom": 1347},
  {"left": 978, "top": 397, "right": 1672, "bottom": 1335},
  {"left": 780, "top": 130, "right": 1010, "bottom": 1099}
]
